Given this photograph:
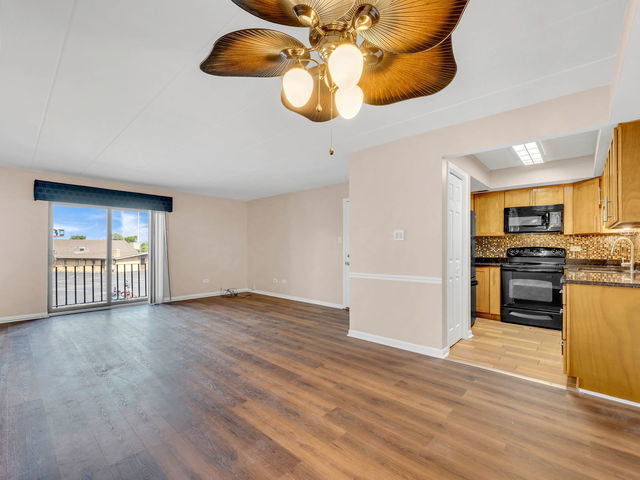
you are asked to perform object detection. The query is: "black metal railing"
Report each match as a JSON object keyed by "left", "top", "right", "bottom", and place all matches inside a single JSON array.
[{"left": 52, "top": 263, "right": 147, "bottom": 308}]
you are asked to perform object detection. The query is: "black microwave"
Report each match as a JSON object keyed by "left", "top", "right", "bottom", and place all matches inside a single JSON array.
[{"left": 504, "top": 204, "right": 563, "bottom": 234}]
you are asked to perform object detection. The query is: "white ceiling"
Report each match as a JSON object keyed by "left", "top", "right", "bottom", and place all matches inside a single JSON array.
[
  {"left": 0, "top": 0, "right": 630, "bottom": 200},
  {"left": 474, "top": 130, "right": 599, "bottom": 170}
]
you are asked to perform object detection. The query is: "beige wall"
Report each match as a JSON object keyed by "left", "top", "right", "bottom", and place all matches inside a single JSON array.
[
  {"left": 488, "top": 155, "right": 593, "bottom": 191},
  {"left": 247, "top": 183, "right": 349, "bottom": 306},
  {"left": 0, "top": 165, "right": 248, "bottom": 319},
  {"left": 453, "top": 154, "right": 594, "bottom": 192},
  {"left": 349, "top": 87, "right": 612, "bottom": 350},
  {"left": 449, "top": 156, "right": 491, "bottom": 188}
]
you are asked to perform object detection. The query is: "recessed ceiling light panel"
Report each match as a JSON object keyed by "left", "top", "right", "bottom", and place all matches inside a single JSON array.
[{"left": 513, "top": 142, "right": 544, "bottom": 166}]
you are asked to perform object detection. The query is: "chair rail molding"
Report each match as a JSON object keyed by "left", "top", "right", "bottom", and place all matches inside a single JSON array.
[{"left": 349, "top": 272, "right": 442, "bottom": 284}]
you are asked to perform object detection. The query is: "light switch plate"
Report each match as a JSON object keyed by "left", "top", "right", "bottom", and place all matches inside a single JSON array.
[
  {"left": 569, "top": 246, "right": 582, "bottom": 252},
  {"left": 393, "top": 230, "right": 405, "bottom": 241}
]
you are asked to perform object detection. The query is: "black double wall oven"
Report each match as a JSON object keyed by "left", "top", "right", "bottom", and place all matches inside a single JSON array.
[{"left": 501, "top": 247, "right": 565, "bottom": 330}]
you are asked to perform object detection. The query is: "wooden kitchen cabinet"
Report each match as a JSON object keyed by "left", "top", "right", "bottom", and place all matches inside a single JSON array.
[
  {"left": 476, "top": 266, "right": 501, "bottom": 319},
  {"left": 504, "top": 189, "right": 532, "bottom": 208},
  {"left": 489, "top": 267, "right": 501, "bottom": 316},
  {"left": 503, "top": 186, "right": 564, "bottom": 208},
  {"left": 602, "top": 127, "right": 619, "bottom": 228},
  {"left": 565, "top": 284, "right": 640, "bottom": 403},
  {"left": 474, "top": 192, "right": 505, "bottom": 236},
  {"left": 602, "top": 120, "right": 640, "bottom": 228},
  {"left": 563, "top": 184, "right": 574, "bottom": 234},
  {"left": 571, "top": 177, "right": 601, "bottom": 234},
  {"left": 476, "top": 268, "right": 490, "bottom": 314},
  {"left": 532, "top": 185, "right": 564, "bottom": 206}
]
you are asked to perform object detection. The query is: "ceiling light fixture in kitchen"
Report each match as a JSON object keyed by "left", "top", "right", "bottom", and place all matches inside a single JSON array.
[{"left": 513, "top": 142, "right": 544, "bottom": 166}]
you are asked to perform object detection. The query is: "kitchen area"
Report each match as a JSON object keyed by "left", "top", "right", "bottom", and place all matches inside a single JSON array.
[{"left": 449, "top": 120, "right": 640, "bottom": 405}]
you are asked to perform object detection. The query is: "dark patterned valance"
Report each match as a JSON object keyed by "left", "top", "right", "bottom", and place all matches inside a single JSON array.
[{"left": 34, "top": 180, "right": 173, "bottom": 212}]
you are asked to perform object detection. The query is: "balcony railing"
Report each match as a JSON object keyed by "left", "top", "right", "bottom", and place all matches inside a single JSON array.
[{"left": 52, "top": 263, "right": 148, "bottom": 308}]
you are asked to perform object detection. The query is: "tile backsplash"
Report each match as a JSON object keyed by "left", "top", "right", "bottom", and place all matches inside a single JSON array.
[{"left": 476, "top": 232, "right": 640, "bottom": 260}]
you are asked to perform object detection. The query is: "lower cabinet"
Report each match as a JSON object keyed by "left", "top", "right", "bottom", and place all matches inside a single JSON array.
[
  {"left": 565, "top": 284, "right": 640, "bottom": 403},
  {"left": 476, "top": 266, "right": 501, "bottom": 319}
]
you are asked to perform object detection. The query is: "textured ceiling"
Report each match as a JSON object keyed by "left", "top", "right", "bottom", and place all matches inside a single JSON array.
[{"left": 0, "top": 0, "right": 630, "bottom": 199}]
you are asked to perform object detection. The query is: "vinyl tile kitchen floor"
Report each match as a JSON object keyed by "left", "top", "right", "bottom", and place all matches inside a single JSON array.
[{"left": 448, "top": 318, "right": 576, "bottom": 388}]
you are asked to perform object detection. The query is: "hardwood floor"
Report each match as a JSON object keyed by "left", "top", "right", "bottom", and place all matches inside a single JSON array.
[
  {"left": 2, "top": 294, "right": 640, "bottom": 480},
  {"left": 449, "top": 318, "right": 576, "bottom": 388}
]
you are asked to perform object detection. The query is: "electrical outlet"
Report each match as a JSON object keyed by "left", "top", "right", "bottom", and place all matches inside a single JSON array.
[
  {"left": 202, "top": 278, "right": 210, "bottom": 283},
  {"left": 393, "top": 229, "right": 405, "bottom": 241},
  {"left": 273, "top": 278, "right": 278, "bottom": 284},
  {"left": 569, "top": 246, "right": 582, "bottom": 252}
]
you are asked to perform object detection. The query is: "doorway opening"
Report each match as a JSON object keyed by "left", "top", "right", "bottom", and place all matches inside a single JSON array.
[{"left": 48, "top": 203, "right": 150, "bottom": 313}]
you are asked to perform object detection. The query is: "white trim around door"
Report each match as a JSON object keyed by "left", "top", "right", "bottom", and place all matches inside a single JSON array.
[
  {"left": 342, "top": 198, "right": 350, "bottom": 308},
  {"left": 446, "top": 162, "right": 472, "bottom": 347}
]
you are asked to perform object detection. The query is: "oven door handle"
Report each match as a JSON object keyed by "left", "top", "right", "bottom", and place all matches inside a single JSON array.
[{"left": 508, "top": 311, "right": 556, "bottom": 321}]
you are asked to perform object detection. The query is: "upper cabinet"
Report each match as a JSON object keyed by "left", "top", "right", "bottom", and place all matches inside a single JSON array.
[
  {"left": 475, "top": 181, "right": 602, "bottom": 236},
  {"left": 503, "top": 186, "right": 564, "bottom": 208},
  {"left": 570, "top": 178, "right": 601, "bottom": 235},
  {"left": 504, "top": 189, "right": 532, "bottom": 208},
  {"left": 474, "top": 191, "right": 505, "bottom": 236},
  {"left": 602, "top": 120, "right": 640, "bottom": 229},
  {"left": 532, "top": 185, "right": 564, "bottom": 206},
  {"left": 476, "top": 185, "right": 569, "bottom": 237}
]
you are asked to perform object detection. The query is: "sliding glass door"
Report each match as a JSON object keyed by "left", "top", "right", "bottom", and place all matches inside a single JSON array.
[
  {"left": 49, "top": 204, "right": 150, "bottom": 312},
  {"left": 111, "top": 210, "right": 149, "bottom": 302}
]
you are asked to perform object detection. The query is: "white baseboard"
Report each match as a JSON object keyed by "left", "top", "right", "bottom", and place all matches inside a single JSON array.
[
  {"left": 251, "top": 290, "right": 344, "bottom": 309},
  {"left": 0, "top": 312, "right": 49, "bottom": 325},
  {"left": 578, "top": 388, "right": 640, "bottom": 409},
  {"left": 348, "top": 329, "right": 450, "bottom": 359},
  {"left": 167, "top": 288, "right": 251, "bottom": 303}
]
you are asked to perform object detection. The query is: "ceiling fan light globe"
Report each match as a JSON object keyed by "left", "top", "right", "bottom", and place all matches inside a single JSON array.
[
  {"left": 336, "top": 85, "right": 364, "bottom": 119},
  {"left": 282, "top": 67, "right": 314, "bottom": 108},
  {"left": 328, "top": 43, "right": 364, "bottom": 89}
]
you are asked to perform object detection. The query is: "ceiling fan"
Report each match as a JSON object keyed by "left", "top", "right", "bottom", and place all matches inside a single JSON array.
[{"left": 200, "top": 1, "right": 469, "bottom": 122}]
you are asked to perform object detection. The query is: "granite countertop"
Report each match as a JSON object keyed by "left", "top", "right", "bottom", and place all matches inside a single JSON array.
[
  {"left": 474, "top": 257, "right": 640, "bottom": 288},
  {"left": 563, "top": 266, "right": 640, "bottom": 289}
]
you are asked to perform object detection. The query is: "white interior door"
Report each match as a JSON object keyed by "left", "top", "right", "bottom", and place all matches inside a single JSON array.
[
  {"left": 447, "top": 171, "right": 464, "bottom": 346},
  {"left": 343, "top": 199, "right": 350, "bottom": 308}
]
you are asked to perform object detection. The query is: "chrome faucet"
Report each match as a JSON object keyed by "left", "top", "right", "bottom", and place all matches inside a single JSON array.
[{"left": 610, "top": 237, "right": 635, "bottom": 274}]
